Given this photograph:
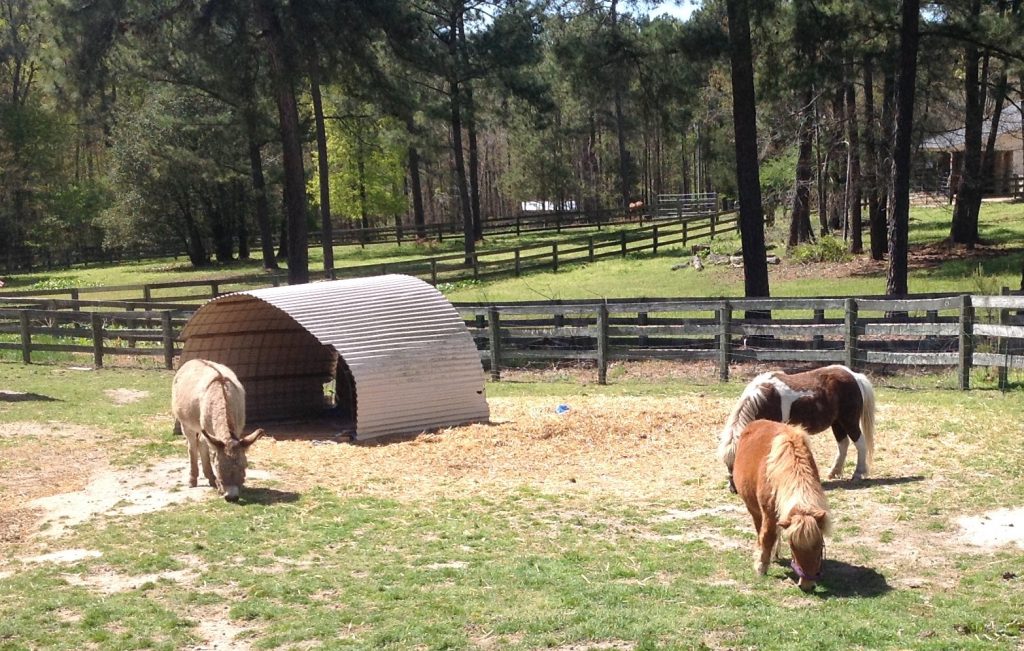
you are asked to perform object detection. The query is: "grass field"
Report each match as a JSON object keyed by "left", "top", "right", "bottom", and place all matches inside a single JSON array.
[
  {"left": 2, "top": 202, "right": 1021, "bottom": 302},
  {"left": 1, "top": 361, "right": 1022, "bottom": 650}
]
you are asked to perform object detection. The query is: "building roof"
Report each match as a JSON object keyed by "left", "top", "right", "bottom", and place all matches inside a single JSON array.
[
  {"left": 920, "top": 104, "right": 1024, "bottom": 151},
  {"left": 179, "top": 274, "right": 489, "bottom": 440}
]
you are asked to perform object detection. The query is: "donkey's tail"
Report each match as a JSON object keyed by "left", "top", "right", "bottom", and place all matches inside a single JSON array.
[{"left": 854, "top": 372, "right": 876, "bottom": 474}]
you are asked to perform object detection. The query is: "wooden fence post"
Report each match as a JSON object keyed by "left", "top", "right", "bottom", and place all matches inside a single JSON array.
[
  {"left": 488, "top": 307, "right": 501, "bottom": 381},
  {"left": 844, "top": 298, "right": 858, "bottom": 370},
  {"left": 430, "top": 259, "right": 438, "bottom": 286},
  {"left": 620, "top": 232, "right": 627, "bottom": 257},
  {"left": 514, "top": 250, "right": 521, "bottom": 277},
  {"left": 638, "top": 311, "right": 649, "bottom": 348},
  {"left": 588, "top": 237, "right": 595, "bottom": 262},
  {"left": 812, "top": 308, "right": 825, "bottom": 350},
  {"left": 472, "top": 254, "right": 479, "bottom": 280},
  {"left": 959, "top": 294, "right": 973, "bottom": 390},
  {"left": 652, "top": 224, "right": 659, "bottom": 254},
  {"left": 71, "top": 289, "right": 80, "bottom": 311},
  {"left": 682, "top": 218, "right": 688, "bottom": 245},
  {"left": 91, "top": 311, "right": 103, "bottom": 368},
  {"left": 719, "top": 302, "right": 731, "bottom": 382},
  {"left": 552, "top": 243, "right": 559, "bottom": 272},
  {"left": 162, "top": 311, "right": 175, "bottom": 370},
  {"left": 143, "top": 285, "right": 152, "bottom": 302},
  {"left": 597, "top": 304, "right": 609, "bottom": 385},
  {"left": 19, "top": 311, "right": 31, "bottom": 364},
  {"left": 999, "top": 287, "right": 1009, "bottom": 390},
  {"left": 210, "top": 282, "right": 219, "bottom": 297}
]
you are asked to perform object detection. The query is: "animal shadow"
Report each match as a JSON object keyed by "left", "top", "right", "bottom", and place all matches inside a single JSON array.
[
  {"left": 822, "top": 475, "right": 926, "bottom": 491},
  {"left": 239, "top": 487, "right": 300, "bottom": 506},
  {"left": 0, "top": 391, "right": 60, "bottom": 403},
  {"left": 807, "top": 559, "right": 891, "bottom": 598}
]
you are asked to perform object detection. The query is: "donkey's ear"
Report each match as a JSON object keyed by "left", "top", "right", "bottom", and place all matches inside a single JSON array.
[
  {"left": 240, "top": 428, "right": 265, "bottom": 447},
  {"left": 777, "top": 517, "right": 792, "bottom": 529},
  {"left": 810, "top": 508, "right": 828, "bottom": 522},
  {"left": 201, "top": 431, "right": 226, "bottom": 449}
]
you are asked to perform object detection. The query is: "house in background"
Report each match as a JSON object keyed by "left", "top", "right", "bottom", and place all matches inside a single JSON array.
[{"left": 919, "top": 103, "right": 1024, "bottom": 198}]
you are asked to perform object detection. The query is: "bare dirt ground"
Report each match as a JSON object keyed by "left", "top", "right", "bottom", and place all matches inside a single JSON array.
[{"left": 1, "top": 361, "right": 1022, "bottom": 648}]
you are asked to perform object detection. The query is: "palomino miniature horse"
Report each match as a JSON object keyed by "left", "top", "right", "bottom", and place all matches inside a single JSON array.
[
  {"left": 171, "top": 359, "right": 264, "bottom": 502},
  {"left": 734, "top": 419, "right": 831, "bottom": 592},
  {"left": 718, "top": 364, "right": 875, "bottom": 490}
]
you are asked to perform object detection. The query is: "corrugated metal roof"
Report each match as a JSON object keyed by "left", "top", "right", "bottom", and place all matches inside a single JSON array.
[{"left": 179, "top": 274, "right": 489, "bottom": 440}]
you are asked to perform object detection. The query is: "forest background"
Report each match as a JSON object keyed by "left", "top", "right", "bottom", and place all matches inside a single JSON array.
[{"left": 0, "top": 0, "right": 1019, "bottom": 293}]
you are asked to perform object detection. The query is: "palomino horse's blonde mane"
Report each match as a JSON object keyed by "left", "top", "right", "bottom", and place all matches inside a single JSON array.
[
  {"left": 717, "top": 371, "right": 775, "bottom": 467},
  {"left": 766, "top": 426, "right": 832, "bottom": 547}
]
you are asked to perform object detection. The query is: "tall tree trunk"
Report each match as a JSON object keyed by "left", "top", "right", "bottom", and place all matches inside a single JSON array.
[
  {"left": 310, "top": 71, "right": 334, "bottom": 274},
  {"left": 790, "top": 88, "right": 815, "bottom": 246},
  {"left": 726, "top": 0, "right": 770, "bottom": 304},
  {"left": 828, "top": 88, "right": 846, "bottom": 232},
  {"left": 876, "top": 65, "right": 896, "bottom": 260},
  {"left": 982, "top": 65, "right": 1008, "bottom": 198},
  {"left": 457, "top": 13, "right": 482, "bottom": 241},
  {"left": 862, "top": 55, "right": 883, "bottom": 260},
  {"left": 255, "top": 0, "right": 309, "bottom": 284},
  {"left": 951, "top": 2, "right": 984, "bottom": 247},
  {"left": 236, "top": 181, "right": 249, "bottom": 260},
  {"left": 887, "top": 0, "right": 920, "bottom": 297},
  {"left": 845, "top": 74, "right": 863, "bottom": 254},
  {"left": 814, "top": 98, "right": 830, "bottom": 236},
  {"left": 611, "top": 0, "right": 632, "bottom": 210},
  {"left": 244, "top": 109, "right": 278, "bottom": 269},
  {"left": 449, "top": 79, "right": 475, "bottom": 265}
]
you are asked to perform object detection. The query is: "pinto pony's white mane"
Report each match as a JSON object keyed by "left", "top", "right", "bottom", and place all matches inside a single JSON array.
[
  {"left": 716, "top": 371, "right": 776, "bottom": 469},
  {"left": 766, "top": 426, "right": 832, "bottom": 546}
]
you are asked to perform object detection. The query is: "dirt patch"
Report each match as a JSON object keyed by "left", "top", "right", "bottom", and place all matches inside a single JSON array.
[
  {"left": 104, "top": 388, "right": 150, "bottom": 405},
  {"left": 62, "top": 567, "right": 198, "bottom": 594},
  {"left": 24, "top": 548, "right": 102, "bottom": 564},
  {"left": 957, "top": 507, "right": 1024, "bottom": 551},
  {"left": 184, "top": 603, "right": 253, "bottom": 651}
]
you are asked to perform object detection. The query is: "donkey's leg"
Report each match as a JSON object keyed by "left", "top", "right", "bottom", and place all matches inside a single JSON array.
[
  {"left": 198, "top": 440, "right": 217, "bottom": 487},
  {"left": 185, "top": 431, "right": 199, "bottom": 488},
  {"left": 828, "top": 424, "right": 851, "bottom": 480},
  {"left": 850, "top": 427, "right": 868, "bottom": 480}
]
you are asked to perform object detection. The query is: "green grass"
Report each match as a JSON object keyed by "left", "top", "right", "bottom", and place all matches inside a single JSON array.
[{"left": 2, "top": 362, "right": 1024, "bottom": 649}]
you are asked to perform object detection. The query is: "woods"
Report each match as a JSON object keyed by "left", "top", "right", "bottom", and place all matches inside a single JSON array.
[{"left": 2, "top": 1, "right": 1024, "bottom": 295}]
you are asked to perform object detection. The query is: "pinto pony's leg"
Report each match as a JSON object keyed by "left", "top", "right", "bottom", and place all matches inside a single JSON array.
[{"left": 828, "top": 432, "right": 851, "bottom": 480}]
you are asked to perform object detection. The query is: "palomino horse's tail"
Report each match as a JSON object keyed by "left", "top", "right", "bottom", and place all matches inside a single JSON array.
[
  {"left": 717, "top": 372, "right": 775, "bottom": 470},
  {"left": 853, "top": 370, "right": 876, "bottom": 474},
  {"left": 766, "top": 425, "right": 832, "bottom": 538}
]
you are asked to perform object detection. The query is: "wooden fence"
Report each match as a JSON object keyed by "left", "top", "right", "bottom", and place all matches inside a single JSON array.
[
  {"left": 459, "top": 293, "right": 1024, "bottom": 390},
  {"left": 0, "top": 212, "right": 737, "bottom": 306},
  {"left": 4, "top": 292, "right": 1024, "bottom": 390}
]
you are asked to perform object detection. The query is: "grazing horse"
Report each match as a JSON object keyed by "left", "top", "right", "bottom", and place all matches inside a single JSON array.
[
  {"left": 717, "top": 364, "right": 875, "bottom": 490},
  {"left": 171, "top": 359, "right": 264, "bottom": 502},
  {"left": 734, "top": 420, "right": 831, "bottom": 592}
]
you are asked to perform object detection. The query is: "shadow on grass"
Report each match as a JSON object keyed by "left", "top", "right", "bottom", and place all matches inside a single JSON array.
[
  {"left": 240, "top": 487, "right": 300, "bottom": 505},
  {"left": 784, "top": 559, "right": 892, "bottom": 598},
  {"left": 0, "top": 390, "right": 61, "bottom": 402},
  {"left": 822, "top": 475, "right": 926, "bottom": 491}
]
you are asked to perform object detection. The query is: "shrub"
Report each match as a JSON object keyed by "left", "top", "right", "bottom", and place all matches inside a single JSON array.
[{"left": 789, "top": 236, "right": 852, "bottom": 264}]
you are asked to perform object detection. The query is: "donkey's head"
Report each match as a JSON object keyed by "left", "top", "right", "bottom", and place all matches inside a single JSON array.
[{"left": 201, "top": 429, "right": 264, "bottom": 501}]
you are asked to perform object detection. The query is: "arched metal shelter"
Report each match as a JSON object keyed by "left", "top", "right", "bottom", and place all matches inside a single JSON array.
[{"left": 178, "top": 274, "right": 489, "bottom": 440}]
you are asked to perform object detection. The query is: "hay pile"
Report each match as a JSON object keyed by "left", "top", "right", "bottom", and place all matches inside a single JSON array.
[{"left": 251, "top": 395, "right": 733, "bottom": 502}]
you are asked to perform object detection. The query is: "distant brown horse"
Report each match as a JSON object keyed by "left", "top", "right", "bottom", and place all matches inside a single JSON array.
[
  {"left": 734, "top": 420, "right": 831, "bottom": 592},
  {"left": 718, "top": 364, "right": 876, "bottom": 491}
]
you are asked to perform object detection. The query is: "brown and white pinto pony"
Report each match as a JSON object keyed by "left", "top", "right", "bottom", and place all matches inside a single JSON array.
[
  {"left": 718, "top": 364, "right": 875, "bottom": 490},
  {"left": 734, "top": 419, "right": 831, "bottom": 592}
]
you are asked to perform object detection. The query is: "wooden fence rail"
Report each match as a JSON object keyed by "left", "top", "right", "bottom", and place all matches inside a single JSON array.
[
  {"left": 0, "top": 212, "right": 736, "bottom": 307},
  {"left": 5, "top": 290, "right": 1024, "bottom": 389}
]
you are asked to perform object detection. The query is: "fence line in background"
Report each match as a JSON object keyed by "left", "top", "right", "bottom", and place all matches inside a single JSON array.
[
  {"left": 4, "top": 292, "right": 1024, "bottom": 389},
  {"left": 0, "top": 211, "right": 737, "bottom": 306}
]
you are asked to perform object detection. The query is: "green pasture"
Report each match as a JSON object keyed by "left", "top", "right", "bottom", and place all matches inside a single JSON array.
[
  {"left": 1, "top": 363, "right": 1023, "bottom": 650},
  {"left": 2, "top": 202, "right": 1021, "bottom": 302}
]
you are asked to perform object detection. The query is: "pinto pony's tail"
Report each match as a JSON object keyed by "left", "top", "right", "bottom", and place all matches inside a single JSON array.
[{"left": 853, "top": 371, "right": 876, "bottom": 475}]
